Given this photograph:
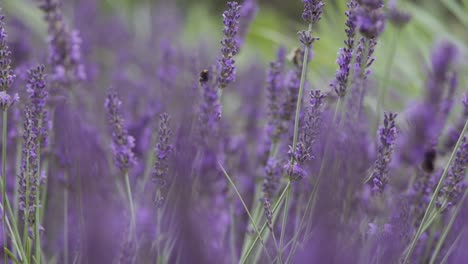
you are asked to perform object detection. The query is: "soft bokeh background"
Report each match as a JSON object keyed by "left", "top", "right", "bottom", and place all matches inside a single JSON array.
[{"left": 3, "top": 0, "right": 468, "bottom": 106}]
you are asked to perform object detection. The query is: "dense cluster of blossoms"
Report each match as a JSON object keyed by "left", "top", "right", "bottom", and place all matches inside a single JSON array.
[
  {"left": 18, "top": 107, "right": 41, "bottom": 230},
  {"left": 356, "top": 0, "right": 386, "bottom": 39},
  {"left": 1, "top": 0, "right": 468, "bottom": 263},
  {"left": 439, "top": 137, "right": 468, "bottom": 210},
  {"left": 370, "top": 112, "right": 398, "bottom": 194},
  {"left": 26, "top": 65, "right": 49, "bottom": 147},
  {"left": 302, "top": 0, "right": 324, "bottom": 24},
  {"left": 218, "top": 1, "right": 241, "bottom": 88},
  {"left": 332, "top": 0, "right": 357, "bottom": 97},
  {"left": 105, "top": 91, "right": 136, "bottom": 172},
  {"left": 152, "top": 113, "right": 173, "bottom": 206},
  {"left": 0, "top": 13, "right": 17, "bottom": 110},
  {"left": 38, "top": 0, "right": 85, "bottom": 87}
]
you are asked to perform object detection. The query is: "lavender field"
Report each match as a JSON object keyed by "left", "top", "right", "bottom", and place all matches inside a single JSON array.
[{"left": 0, "top": 0, "right": 467, "bottom": 263}]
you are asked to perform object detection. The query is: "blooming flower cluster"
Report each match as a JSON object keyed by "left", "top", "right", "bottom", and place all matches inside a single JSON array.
[{"left": 0, "top": 1, "right": 467, "bottom": 263}]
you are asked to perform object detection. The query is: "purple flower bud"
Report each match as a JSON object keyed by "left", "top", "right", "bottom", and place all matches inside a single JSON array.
[
  {"left": 263, "top": 158, "right": 281, "bottom": 200},
  {"left": 387, "top": 0, "right": 411, "bottom": 28},
  {"left": 356, "top": 0, "right": 386, "bottom": 39},
  {"left": 0, "top": 14, "right": 16, "bottom": 93},
  {"left": 39, "top": 0, "right": 86, "bottom": 87},
  {"left": 27, "top": 65, "right": 49, "bottom": 147},
  {"left": 370, "top": 112, "right": 398, "bottom": 194},
  {"left": 0, "top": 91, "right": 18, "bottom": 110},
  {"left": 332, "top": 1, "right": 358, "bottom": 97},
  {"left": 283, "top": 163, "right": 306, "bottom": 182},
  {"left": 302, "top": 0, "right": 324, "bottom": 24},
  {"left": 105, "top": 90, "right": 137, "bottom": 172},
  {"left": 152, "top": 113, "right": 173, "bottom": 206},
  {"left": 439, "top": 137, "right": 468, "bottom": 210},
  {"left": 218, "top": 2, "right": 241, "bottom": 89}
]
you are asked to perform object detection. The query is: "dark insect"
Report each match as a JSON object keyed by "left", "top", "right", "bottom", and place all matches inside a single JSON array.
[
  {"left": 421, "top": 148, "right": 436, "bottom": 173},
  {"left": 292, "top": 47, "right": 302, "bottom": 67},
  {"left": 199, "top": 69, "right": 209, "bottom": 83}
]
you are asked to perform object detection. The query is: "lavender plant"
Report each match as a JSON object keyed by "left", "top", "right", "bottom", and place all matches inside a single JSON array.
[{"left": 0, "top": 0, "right": 466, "bottom": 263}]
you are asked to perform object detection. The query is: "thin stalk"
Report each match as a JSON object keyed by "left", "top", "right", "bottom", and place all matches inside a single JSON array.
[
  {"left": 292, "top": 22, "right": 312, "bottom": 154},
  {"left": 278, "top": 22, "right": 312, "bottom": 263},
  {"left": 240, "top": 181, "right": 291, "bottom": 264},
  {"left": 34, "top": 147, "right": 42, "bottom": 264},
  {"left": 440, "top": 229, "right": 464, "bottom": 264},
  {"left": 374, "top": 30, "right": 401, "bottom": 133},
  {"left": 429, "top": 191, "right": 467, "bottom": 264},
  {"left": 2, "top": 110, "right": 8, "bottom": 263},
  {"left": 403, "top": 120, "right": 468, "bottom": 263},
  {"left": 229, "top": 204, "right": 237, "bottom": 264},
  {"left": 239, "top": 139, "right": 280, "bottom": 258},
  {"left": 63, "top": 172, "right": 69, "bottom": 264},
  {"left": 278, "top": 185, "right": 291, "bottom": 263},
  {"left": 124, "top": 171, "right": 136, "bottom": 237},
  {"left": 218, "top": 162, "right": 271, "bottom": 260},
  {"left": 0, "top": 201, "right": 25, "bottom": 262}
]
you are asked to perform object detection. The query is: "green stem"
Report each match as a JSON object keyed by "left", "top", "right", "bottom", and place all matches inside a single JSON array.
[
  {"left": 124, "top": 171, "right": 136, "bottom": 237},
  {"left": 240, "top": 182, "right": 291, "bottom": 264},
  {"left": 403, "top": 120, "right": 468, "bottom": 263},
  {"left": 291, "top": 23, "right": 312, "bottom": 154},
  {"left": 218, "top": 163, "right": 271, "bottom": 259},
  {"left": 2, "top": 110, "right": 8, "bottom": 264},
  {"left": 34, "top": 147, "right": 42, "bottom": 264},
  {"left": 429, "top": 191, "right": 467, "bottom": 264},
  {"left": 374, "top": 29, "right": 400, "bottom": 132},
  {"left": 278, "top": 185, "right": 291, "bottom": 263},
  {"left": 64, "top": 172, "right": 69, "bottom": 264}
]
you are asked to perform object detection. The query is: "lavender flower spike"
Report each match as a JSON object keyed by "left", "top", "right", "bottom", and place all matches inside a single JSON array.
[
  {"left": 439, "top": 137, "right": 468, "bottom": 209},
  {"left": 105, "top": 90, "right": 136, "bottom": 172},
  {"left": 356, "top": 0, "right": 386, "bottom": 39},
  {"left": 218, "top": 1, "right": 241, "bottom": 89},
  {"left": 152, "top": 113, "right": 173, "bottom": 206},
  {"left": 19, "top": 107, "right": 40, "bottom": 230},
  {"left": 332, "top": 0, "right": 358, "bottom": 97},
  {"left": 302, "top": 0, "right": 325, "bottom": 24},
  {"left": 39, "top": 0, "right": 86, "bottom": 87},
  {"left": 371, "top": 112, "right": 398, "bottom": 194},
  {"left": 27, "top": 65, "right": 49, "bottom": 147},
  {"left": 0, "top": 13, "right": 18, "bottom": 110}
]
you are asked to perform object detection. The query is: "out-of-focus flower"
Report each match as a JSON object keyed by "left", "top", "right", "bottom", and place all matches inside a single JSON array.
[
  {"left": 387, "top": 0, "right": 411, "bottom": 28},
  {"left": 39, "top": 0, "right": 86, "bottom": 87},
  {"left": 439, "top": 137, "right": 468, "bottom": 210},
  {"left": 356, "top": 0, "right": 386, "bottom": 39},
  {"left": 398, "top": 42, "right": 457, "bottom": 165},
  {"left": 105, "top": 90, "right": 136, "bottom": 172},
  {"left": 237, "top": 0, "right": 258, "bottom": 49}
]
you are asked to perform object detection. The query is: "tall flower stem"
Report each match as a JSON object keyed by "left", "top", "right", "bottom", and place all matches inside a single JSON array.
[
  {"left": 2, "top": 110, "right": 8, "bottom": 263},
  {"left": 374, "top": 29, "right": 401, "bottom": 132},
  {"left": 292, "top": 23, "right": 312, "bottom": 154},
  {"left": 63, "top": 172, "right": 69, "bottom": 264},
  {"left": 124, "top": 171, "right": 136, "bottom": 237},
  {"left": 34, "top": 147, "right": 42, "bottom": 264},
  {"left": 278, "top": 22, "right": 313, "bottom": 261},
  {"left": 403, "top": 120, "right": 468, "bottom": 263},
  {"left": 240, "top": 181, "right": 291, "bottom": 264}
]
